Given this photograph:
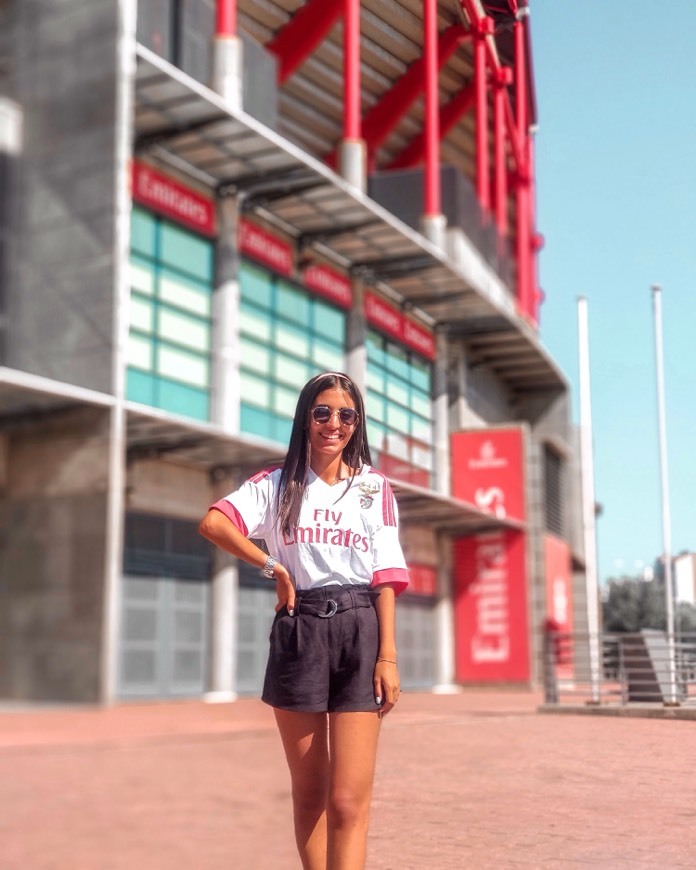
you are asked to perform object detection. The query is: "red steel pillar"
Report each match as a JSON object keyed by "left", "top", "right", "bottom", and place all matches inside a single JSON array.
[
  {"left": 421, "top": 0, "right": 446, "bottom": 247},
  {"left": 493, "top": 66, "right": 512, "bottom": 238},
  {"left": 212, "top": 0, "right": 242, "bottom": 107},
  {"left": 338, "top": 0, "right": 366, "bottom": 190},
  {"left": 216, "top": 0, "right": 236, "bottom": 36},
  {"left": 474, "top": 16, "right": 493, "bottom": 219},
  {"left": 514, "top": 9, "right": 531, "bottom": 318}
]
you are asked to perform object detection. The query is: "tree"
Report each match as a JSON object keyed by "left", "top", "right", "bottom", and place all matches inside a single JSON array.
[{"left": 602, "top": 574, "right": 696, "bottom": 633}]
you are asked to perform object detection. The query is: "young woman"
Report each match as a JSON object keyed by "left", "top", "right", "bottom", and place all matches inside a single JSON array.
[{"left": 199, "top": 371, "right": 409, "bottom": 870}]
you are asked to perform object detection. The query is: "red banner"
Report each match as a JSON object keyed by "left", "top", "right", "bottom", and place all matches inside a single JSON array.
[
  {"left": 302, "top": 263, "right": 352, "bottom": 309},
  {"left": 450, "top": 428, "right": 526, "bottom": 523},
  {"left": 131, "top": 161, "right": 216, "bottom": 236},
  {"left": 239, "top": 219, "right": 293, "bottom": 275},
  {"left": 454, "top": 530, "right": 530, "bottom": 682},
  {"left": 364, "top": 292, "right": 435, "bottom": 360},
  {"left": 544, "top": 534, "right": 574, "bottom": 674}
]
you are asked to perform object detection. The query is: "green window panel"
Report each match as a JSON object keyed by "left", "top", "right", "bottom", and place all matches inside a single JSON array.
[
  {"left": 366, "top": 329, "right": 433, "bottom": 485},
  {"left": 160, "top": 222, "right": 213, "bottom": 281},
  {"left": 238, "top": 258, "right": 348, "bottom": 445},
  {"left": 128, "top": 209, "right": 213, "bottom": 422}
]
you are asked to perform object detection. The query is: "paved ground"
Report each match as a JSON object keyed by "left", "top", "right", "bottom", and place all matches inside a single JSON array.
[{"left": 1, "top": 690, "right": 694, "bottom": 869}]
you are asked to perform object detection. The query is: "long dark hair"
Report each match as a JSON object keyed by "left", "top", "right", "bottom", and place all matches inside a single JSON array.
[{"left": 277, "top": 372, "right": 372, "bottom": 535}]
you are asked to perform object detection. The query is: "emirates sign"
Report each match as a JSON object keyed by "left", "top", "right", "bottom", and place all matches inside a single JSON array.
[
  {"left": 131, "top": 162, "right": 215, "bottom": 236},
  {"left": 364, "top": 292, "right": 435, "bottom": 360},
  {"left": 451, "top": 427, "right": 530, "bottom": 683}
]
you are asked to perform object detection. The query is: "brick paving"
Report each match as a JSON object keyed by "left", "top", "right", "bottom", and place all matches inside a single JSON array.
[{"left": 0, "top": 690, "right": 694, "bottom": 869}]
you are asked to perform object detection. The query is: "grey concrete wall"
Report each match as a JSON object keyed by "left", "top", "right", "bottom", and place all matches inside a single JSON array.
[
  {"left": 0, "top": 407, "right": 110, "bottom": 701},
  {"left": 1, "top": 0, "right": 119, "bottom": 392}
]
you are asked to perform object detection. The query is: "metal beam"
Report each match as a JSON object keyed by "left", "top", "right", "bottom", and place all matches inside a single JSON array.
[
  {"left": 266, "top": 0, "right": 344, "bottom": 84},
  {"left": 388, "top": 83, "right": 475, "bottom": 169},
  {"left": 326, "top": 25, "right": 469, "bottom": 168}
]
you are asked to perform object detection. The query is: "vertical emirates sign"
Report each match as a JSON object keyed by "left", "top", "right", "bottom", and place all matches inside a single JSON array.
[{"left": 450, "top": 428, "right": 530, "bottom": 682}]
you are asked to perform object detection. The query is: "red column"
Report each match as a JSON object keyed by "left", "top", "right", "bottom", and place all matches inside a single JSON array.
[
  {"left": 423, "top": 0, "right": 440, "bottom": 216},
  {"left": 474, "top": 18, "right": 493, "bottom": 218},
  {"left": 216, "top": 0, "right": 236, "bottom": 37},
  {"left": 514, "top": 12, "right": 531, "bottom": 318},
  {"left": 344, "top": 0, "right": 361, "bottom": 140},
  {"left": 493, "top": 67, "right": 512, "bottom": 237}
]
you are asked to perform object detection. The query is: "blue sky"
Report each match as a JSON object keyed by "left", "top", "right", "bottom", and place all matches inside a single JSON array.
[{"left": 531, "top": 1, "right": 696, "bottom": 582}]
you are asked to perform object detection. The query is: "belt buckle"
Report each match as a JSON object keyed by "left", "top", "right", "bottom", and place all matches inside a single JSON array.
[{"left": 317, "top": 599, "right": 338, "bottom": 618}]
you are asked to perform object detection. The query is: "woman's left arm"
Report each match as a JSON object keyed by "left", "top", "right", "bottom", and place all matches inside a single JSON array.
[{"left": 373, "top": 584, "right": 400, "bottom": 715}]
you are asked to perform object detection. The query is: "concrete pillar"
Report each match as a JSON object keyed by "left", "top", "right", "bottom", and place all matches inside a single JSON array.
[
  {"left": 211, "top": 36, "right": 244, "bottom": 112},
  {"left": 432, "top": 531, "right": 459, "bottom": 692},
  {"left": 338, "top": 139, "right": 367, "bottom": 194},
  {"left": 433, "top": 330, "right": 450, "bottom": 496},
  {"left": 346, "top": 275, "right": 367, "bottom": 395},
  {"left": 211, "top": 197, "right": 241, "bottom": 434},
  {"left": 206, "top": 549, "right": 239, "bottom": 702}
]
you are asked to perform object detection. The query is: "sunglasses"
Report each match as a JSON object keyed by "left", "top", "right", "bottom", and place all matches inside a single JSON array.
[{"left": 311, "top": 405, "right": 359, "bottom": 426}]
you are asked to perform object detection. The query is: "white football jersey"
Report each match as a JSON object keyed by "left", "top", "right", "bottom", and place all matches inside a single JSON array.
[{"left": 212, "top": 465, "right": 409, "bottom": 594}]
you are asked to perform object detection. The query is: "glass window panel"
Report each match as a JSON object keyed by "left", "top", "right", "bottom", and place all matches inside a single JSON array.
[
  {"left": 412, "top": 445, "right": 434, "bottom": 471},
  {"left": 386, "top": 431, "right": 409, "bottom": 459},
  {"left": 275, "top": 322, "right": 309, "bottom": 358},
  {"left": 127, "top": 334, "right": 152, "bottom": 370},
  {"left": 239, "top": 262, "right": 273, "bottom": 308},
  {"left": 411, "top": 393, "right": 431, "bottom": 419},
  {"left": 239, "top": 337, "right": 271, "bottom": 375},
  {"left": 312, "top": 340, "right": 344, "bottom": 371},
  {"left": 274, "top": 383, "right": 299, "bottom": 417},
  {"left": 160, "top": 222, "right": 212, "bottom": 281},
  {"left": 366, "top": 330, "right": 385, "bottom": 367},
  {"left": 159, "top": 272, "right": 211, "bottom": 317},
  {"left": 239, "top": 303, "right": 271, "bottom": 342},
  {"left": 411, "top": 417, "right": 432, "bottom": 444},
  {"left": 126, "top": 369, "right": 156, "bottom": 405},
  {"left": 174, "top": 610, "right": 204, "bottom": 643},
  {"left": 367, "top": 420, "right": 387, "bottom": 453},
  {"left": 274, "top": 353, "right": 309, "bottom": 387},
  {"left": 240, "top": 403, "right": 274, "bottom": 440},
  {"left": 173, "top": 650, "right": 203, "bottom": 682},
  {"left": 159, "top": 381, "right": 209, "bottom": 420},
  {"left": 157, "top": 345, "right": 209, "bottom": 387},
  {"left": 366, "top": 365, "right": 384, "bottom": 393},
  {"left": 410, "top": 358, "right": 431, "bottom": 391},
  {"left": 130, "top": 296, "right": 153, "bottom": 332},
  {"left": 277, "top": 281, "right": 310, "bottom": 325},
  {"left": 385, "top": 343, "right": 409, "bottom": 378},
  {"left": 366, "top": 390, "right": 385, "bottom": 423},
  {"left": 130, "top": 208, "right": 156, "bottom": 257},
  {"left": 240, "top": 371, "right": 271, "bottom": 407},
  {"left": 385, "top": 373, "right": 408, "bottom": 406},
  {"left": 159, "top": 308, "right": 209, "bottom": 351},
  {"left": 314, "top": 301, "right": 345, "bottom": 338},
  {"left": 129, "top": 258, "right": 155, "bottom": 295},
  {"left": 386, "top": 402, "right": 409, "bottom": 432}
]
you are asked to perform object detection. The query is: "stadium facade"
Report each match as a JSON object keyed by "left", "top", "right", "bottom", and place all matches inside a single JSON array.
[{"left": 0, "top": 0, "right": 588, "bottom": 703}]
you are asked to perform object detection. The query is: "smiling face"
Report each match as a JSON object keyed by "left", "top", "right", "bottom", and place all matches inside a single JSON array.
[{"left": 308, "top": 387, "right": 359, "bottom": 463}]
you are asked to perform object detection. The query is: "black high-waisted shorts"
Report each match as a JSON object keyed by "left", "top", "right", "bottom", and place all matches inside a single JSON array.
[{"left": 262, "top": 585, "right": 381, "bottom": 713}]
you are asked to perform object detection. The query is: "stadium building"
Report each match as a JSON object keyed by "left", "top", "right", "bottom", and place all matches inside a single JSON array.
[{"left": 0, "top": 0, "right": 587, "bottom": 703}]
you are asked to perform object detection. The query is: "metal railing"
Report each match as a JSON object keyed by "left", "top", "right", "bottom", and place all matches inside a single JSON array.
[{"left": 542, "top": 629, "right": 696, "bottom": 708}]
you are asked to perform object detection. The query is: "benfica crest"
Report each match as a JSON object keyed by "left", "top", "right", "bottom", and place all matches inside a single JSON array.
[{"left": 358, "top": 480, "right": 380, "bottom": 509}]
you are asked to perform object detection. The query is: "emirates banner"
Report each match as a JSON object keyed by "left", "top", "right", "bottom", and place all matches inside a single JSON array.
[
  {"left": 451, "top": 427, "right": 529, "bottom": 682},
  {"left": 454, "top": 531, "right": 530, "bottom": 682},
  {"left": 450, "top": 428, "right": 526, "bottom": 522}
]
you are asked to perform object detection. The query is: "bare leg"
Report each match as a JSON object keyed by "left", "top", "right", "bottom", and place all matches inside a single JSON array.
[
  {"left": 326, "top": 712, "right": 382, "bottom": 870},
  {"left": 274, "top": 709, "right": 330, "bottom": 870}
]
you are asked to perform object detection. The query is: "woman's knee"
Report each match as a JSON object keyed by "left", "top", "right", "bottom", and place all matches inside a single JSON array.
[
  {"left": 292, "top": 779, "right": 329, "bottom": 818},
  {"left": 327, "top": 785, "right": 370, "bottom": 828}
]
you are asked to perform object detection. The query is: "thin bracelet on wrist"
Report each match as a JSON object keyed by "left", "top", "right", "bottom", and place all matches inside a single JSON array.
[{"left": 377, "top": 657, "right": 397, "bottom": 664}]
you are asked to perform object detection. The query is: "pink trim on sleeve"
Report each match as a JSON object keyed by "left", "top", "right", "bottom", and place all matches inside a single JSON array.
[
  {"left": 371, "top": 567, "right": 409, "bottom": 596},
  {"left": 210, "top": 499, "right": 249, "bottom": 536},
  {"left": 371, "top": 471, "right": 397, "bottom": 526}
]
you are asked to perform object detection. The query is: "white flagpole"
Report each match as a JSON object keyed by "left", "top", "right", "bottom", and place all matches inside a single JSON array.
[
  {"left": 651, "top": 284, "right": 678, "bottom": 705},
  {"left": 577, "top": 297, "right": 601, "bottom": 703}
]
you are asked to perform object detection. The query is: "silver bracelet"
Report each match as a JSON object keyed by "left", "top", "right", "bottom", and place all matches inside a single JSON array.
[{"left": 261, "top": 555, "right": 277, "bottom": 578}]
